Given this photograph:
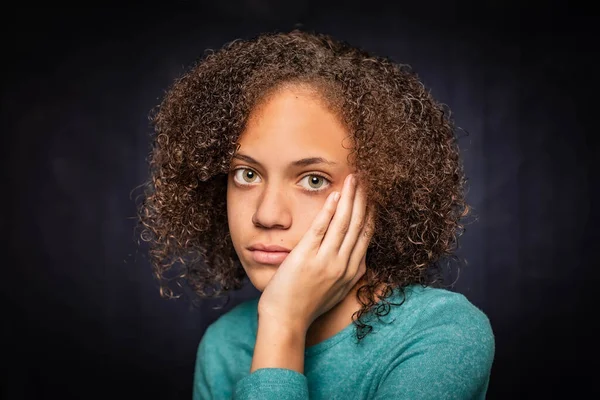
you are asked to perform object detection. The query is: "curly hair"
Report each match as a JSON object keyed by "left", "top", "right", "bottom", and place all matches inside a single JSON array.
[{"left": 137, "top": 29, "right": 471, "bottom": 341}]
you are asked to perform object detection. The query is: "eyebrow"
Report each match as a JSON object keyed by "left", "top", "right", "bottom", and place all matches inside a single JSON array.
[{"left": 232, "top": 153, "right": 338, "bottom": 167}]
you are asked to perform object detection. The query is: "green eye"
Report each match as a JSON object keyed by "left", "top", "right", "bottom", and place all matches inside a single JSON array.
[
  {"left": 300, "top": 174, "right": 330, "bottom": 192},
  {"left": 242, "top": 169, "right": 256, "bottom": 183},
  {"left": 308, "top": 176, "right": 324, "bottom": 189},
  {"left": 233, "top": 168, "right": 261, "bottom": 184}
]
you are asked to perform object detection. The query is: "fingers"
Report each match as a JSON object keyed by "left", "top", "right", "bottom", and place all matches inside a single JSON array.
[
  {"left": 347, "top": 255, "right": 367, "bottom": 289},
  {"left": 295, "top": 190, "right": 341, "bottom": 252},
  {"left": 318, "top": 174, "right": 358, "bottom": 256},
  {"left": 346, "top": 204, "right": 375, "bottom": 279},
  {"left": 338, "top": 180, "right": 368, "bottom": 260}
]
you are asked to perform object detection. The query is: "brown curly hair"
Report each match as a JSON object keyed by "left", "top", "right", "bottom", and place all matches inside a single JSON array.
[{"left": 136, "top": 29, "right": 471, "bottom": 340}]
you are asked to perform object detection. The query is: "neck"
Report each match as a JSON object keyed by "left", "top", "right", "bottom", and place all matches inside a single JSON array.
[
  {"left": 305, "top": 270, "right": 385, "bottom": 348},
  {"left": 305, "top": 283, "right": 361, "bottom": 348}
]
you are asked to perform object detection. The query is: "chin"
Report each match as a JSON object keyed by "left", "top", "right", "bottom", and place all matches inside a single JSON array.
[{"left": 244, "top": 264, "right": 277, "bottom": 293}]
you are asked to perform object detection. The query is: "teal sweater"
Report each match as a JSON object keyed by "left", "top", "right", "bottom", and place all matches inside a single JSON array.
[{"left": 193, "top": 285, "right": 495, "bottom": 399}]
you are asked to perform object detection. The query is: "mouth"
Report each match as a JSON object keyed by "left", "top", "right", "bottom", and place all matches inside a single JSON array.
[{"left": 248, "top": 249, "right": 290, "bottom": 265}]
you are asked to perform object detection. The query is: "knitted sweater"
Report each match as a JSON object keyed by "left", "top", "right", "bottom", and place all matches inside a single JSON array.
[{"left": 193, "top": 285, "right": 495, "bottom": 399}]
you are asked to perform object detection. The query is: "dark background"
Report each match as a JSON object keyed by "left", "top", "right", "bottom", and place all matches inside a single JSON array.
[{"left": 3, "top": 2, "right": 598, "bottom": 399}]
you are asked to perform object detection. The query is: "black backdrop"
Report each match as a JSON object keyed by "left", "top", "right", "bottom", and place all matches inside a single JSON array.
[{"left": 3, "top": 2, "right": 598, "bottom": 399}]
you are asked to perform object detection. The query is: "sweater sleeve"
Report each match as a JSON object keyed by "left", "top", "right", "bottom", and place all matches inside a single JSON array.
[
  {"left": 193, "top": 321, "right": 309, "bottom": 400},
  {"left": 233, "top": 368, "right": 309, "bottom": 399},
  {"left": 373, "top": 294, "right": 495, "bottom": 400}
]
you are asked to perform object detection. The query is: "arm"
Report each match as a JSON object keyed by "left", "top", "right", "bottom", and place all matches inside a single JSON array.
[
  {"left": 232, "top": 316, "right": 310, "bottom": 399},
  {"left": 372, "top": 339, "right": 493, "bottom": 400},
  {"left": 250, "top": 315, "right": 306, "bottom": 374},
  {"left": 373, "top": 294, "right": 495, "bottom": 400},
  {"left": 193, "top": 300, "right": 309, "bottom": 400}
]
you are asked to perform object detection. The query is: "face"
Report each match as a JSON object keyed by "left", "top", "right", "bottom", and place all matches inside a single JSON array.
[{"left": 227, "top": 85, "right": 356, "bottom": 292}]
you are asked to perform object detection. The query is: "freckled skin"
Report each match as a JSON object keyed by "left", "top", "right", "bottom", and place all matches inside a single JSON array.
[{"left": 227, "top": 86, "right": 357, "bottom": 292}]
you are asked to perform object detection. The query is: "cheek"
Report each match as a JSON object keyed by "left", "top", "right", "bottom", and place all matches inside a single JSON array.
[{"left": 293, "top": 197, "right": 327, "bottom": 232}]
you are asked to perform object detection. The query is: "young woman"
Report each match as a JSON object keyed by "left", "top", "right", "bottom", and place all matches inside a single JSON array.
[{"left": 138, "top": 30, "right": 495, "bottom": 399}]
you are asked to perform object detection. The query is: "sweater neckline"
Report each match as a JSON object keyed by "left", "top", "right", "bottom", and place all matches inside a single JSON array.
[
  {"left": 304, "top": 317, "right": 357, "bottom": 357},
  {"left": 304, "top": 287, "right": 406, "bottom": 358}
]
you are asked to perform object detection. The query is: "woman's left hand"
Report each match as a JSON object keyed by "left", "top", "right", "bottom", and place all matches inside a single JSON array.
[{"left": 257, "top": 173, "right": 375, "bottom": 334}]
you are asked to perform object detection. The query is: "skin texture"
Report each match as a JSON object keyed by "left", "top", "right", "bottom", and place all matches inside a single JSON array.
[
  {"left": 227, "top": 86, "right": 358, "bottom": 292},
  {"left": 227, "top": 86, "right": 375, "bottom": 350},
  {"left": 137, "top": 30, "right": 471, "bottom": 343}
]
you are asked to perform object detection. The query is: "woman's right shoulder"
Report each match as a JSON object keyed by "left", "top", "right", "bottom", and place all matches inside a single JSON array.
[
  {"left": 194, "top": 298, "right": 259, "bottom": 398},
  {"left": 201, "top": 297, "right": 259, "bottom": 346}
]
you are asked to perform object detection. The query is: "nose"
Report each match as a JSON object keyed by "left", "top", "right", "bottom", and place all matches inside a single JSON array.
[{"left": 252, "top": 184, "right": 292, "bottom": 229}]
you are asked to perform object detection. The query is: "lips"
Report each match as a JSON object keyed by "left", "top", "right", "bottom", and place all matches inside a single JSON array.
[
  {"left": 250, "top": 250, "right": 289, "bottom": 264},
  {"left": 247, "top": 244, "right": 291, "bottom": 265},
  {"left": 248, "top": 244, "right": 291, "bottom": 252}
]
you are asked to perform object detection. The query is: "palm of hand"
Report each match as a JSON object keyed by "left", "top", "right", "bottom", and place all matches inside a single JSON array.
[{"left": 257, "top": 173, "right": 375, "bottom": 333}]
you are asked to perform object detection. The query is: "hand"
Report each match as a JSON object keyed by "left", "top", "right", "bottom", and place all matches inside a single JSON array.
[{"left": 257, "top": 173, "right": 375, "bottom": 333}]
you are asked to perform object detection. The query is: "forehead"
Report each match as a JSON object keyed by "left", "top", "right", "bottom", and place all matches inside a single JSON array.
[{"left": 236, "top": 86, "right": 351, "bottom": 167}]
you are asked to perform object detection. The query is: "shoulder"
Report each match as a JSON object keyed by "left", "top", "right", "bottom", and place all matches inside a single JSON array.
[
  {"left": 397, "top": 284, "right": 495, "bottom": 361},
  {"left": 200, "top": 297, "right": 259, "bottom": 348},
  {"left": 193, "top": 298, "right": 259, "bottom": 399},
  {"left": 407, "top": 287, "right": 495, "bottom": 365},
  {"left": 393, "top": 286, "right": 492, "bottom": 334},
  {"left": 205, "top": 297, "right": 259, "bottom": 338},
  {"left": 372, "top": 286, "right": 495, "bottom": 398},
  {"left": 407, "top": 286, "right": 490, "bottom": 322}
]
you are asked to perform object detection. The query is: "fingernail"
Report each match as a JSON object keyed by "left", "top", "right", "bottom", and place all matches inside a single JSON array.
[
  {"left": 349, "top": 174, "right": 356, "bottom": 187},
  {"left": 333, "top": 192, "right": 340, "bottom": 202}
]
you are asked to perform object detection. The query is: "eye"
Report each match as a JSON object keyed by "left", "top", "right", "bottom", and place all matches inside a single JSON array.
[
  {"left": 299, "top": 174, "right": 331, "bottom": 192},
  {"left": 232, "top": 168, "right": 262, "bottom": 185}
]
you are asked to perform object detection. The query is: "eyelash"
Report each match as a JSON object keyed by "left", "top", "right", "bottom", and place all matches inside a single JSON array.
[{"left": 230, "top": 167, "right": 332, "bottom": 194}]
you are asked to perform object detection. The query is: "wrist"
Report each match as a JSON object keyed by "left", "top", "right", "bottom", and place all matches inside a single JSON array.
[
  {"left": 251, "top": 314, "right": 307, "bottom": 374},
  {"left": 257, "top": 305, "right": 310, "bottom": 335},
  {"left": 257, "top": 314, "right": 308, "bottom": 340}
]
